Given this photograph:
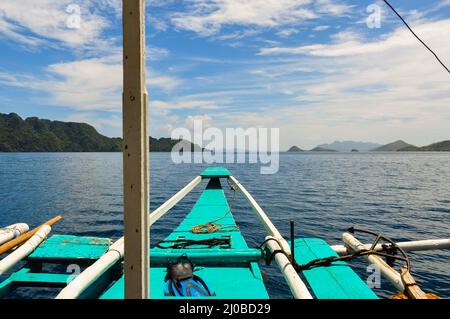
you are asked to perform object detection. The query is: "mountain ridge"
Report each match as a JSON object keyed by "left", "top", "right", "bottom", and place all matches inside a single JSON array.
[
  {"left": 318, "top": 140, "right": 382, "bottom": 152},
  {"left": 288, "top": 139, "right": 450, "bottom": 152},
  {"left": 371, "top": 140, "right": 415, "bottom": 152},
  {"left": 0, "top": 113, "right": 200, "bottom": 152},
  {"left": 288, "top": 146, "right": 303, "bottom": 152}
]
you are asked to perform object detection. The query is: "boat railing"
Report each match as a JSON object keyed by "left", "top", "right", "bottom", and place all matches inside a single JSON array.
[
  {"left": 227, "top": 175, "right": 313, "bottom": 299},
  {"left": 55, "top": 173, "right": 450, "bottom": 299}
]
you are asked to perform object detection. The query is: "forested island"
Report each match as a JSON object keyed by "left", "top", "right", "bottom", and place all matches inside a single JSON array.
[
  {"left": 289, "top": 139, "right": 450, "bottom": 152},
  {"left": 0, "top": 113, "right": 199, "bottom": 152}
]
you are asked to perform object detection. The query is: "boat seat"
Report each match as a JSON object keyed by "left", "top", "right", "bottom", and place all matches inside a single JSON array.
[
  {"left": 200, "top": 167, "right": 231, "bottom": 179},
  {"left": 0, "top": 235, "right": 116, "bottom": 298},
  {"left": 28, "top": 235, "right": 111, "bottom": 262},
  {"left": 291, "top": 238, "right": 378, "bottom": 299}
]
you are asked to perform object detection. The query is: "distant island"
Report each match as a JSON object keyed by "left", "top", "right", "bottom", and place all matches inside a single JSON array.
[
  {"left": 398, "top": 140, "right": 450, "bottom": 152},
  {"left": 289, "top": 139, "right": 450, "bottom": 152},
  {"left": 2, "top": 113, "right": 449, "bottom": 153},
  {"left": 0, "top": 113, "right": 200, "bottom": 152},
  {"left": 310, "top": 146, "right": 338, "bottom": 152},
  {"left": 369, "top": 139, "right": 450, "bottom": 152},
  {"left": 288, "top": 146, "right": 303, "bottom": 152},
  {"left": 288, "top": 145, "right": 337, "bottom": 152},
  {"left": 317, "top": 141, "right": 382, "bottom": 152},
  {"left": 371, "top": 140, "right": 414, "bottom": 152}
]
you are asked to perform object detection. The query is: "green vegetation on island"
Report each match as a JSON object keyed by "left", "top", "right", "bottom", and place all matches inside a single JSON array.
[
  {"left": 3, "top": 113, "right": 449, "bottom": 153},
  {"left": 287, "top": 146, "right": 337, "bottom": 152},
  {"left": 372, "top": 140, "right": 450, "bottom": 152},
  {"left": 371, "top": 140, "right": 415, "bottom": 152},
  {"left": 310, "top": 146, "right": 338, "bottom": 152},
  {"left": 400, "top": 140, "right": 450, "bottom": 152},
  {"left": 0, "top": 113, "right": 199, "bottom": 152},
  {"left": 318, "top": 141, "right": 382, "bottom": 152},
  {"left": 289, "top": 139, "right": 450, "bottom": 153},
  {"left": 288, "top": 146, "right": 304, "bottom": 152}
]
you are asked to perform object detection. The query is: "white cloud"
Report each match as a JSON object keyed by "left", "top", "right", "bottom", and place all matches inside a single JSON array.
[
  {"left": 185, "top": 114, "right": 213, "bottom": 129},
  {"left": 252, "top": 19, "right": 450, "bottom": 148},
  {"left": 315, "top": 0, "right": 352, "bottom": 15},
  {"left": 433, "top": 0, "right": 450, "bottom": 10},
  {"left": 312, "top": 25, "right": 330, "bottom": 31},
  {"left": 170, "top": 0, "right": 354, "bottom": 36},
  {"left": 42, "top": 56, "right": 122, "bottom": 111},
  {"left": 148, "top": 74, "right": 181, "bottom": 92},
  {"left": 147, "top": 46, "right": 170, "bottom": 60},
  {"left": 153, "top": 99, "right": 219, "bottom": 110},
  {"left": 0, "top": 0, "right": 117, "bottom": 50},
  {"left": 0, "top": 54, "right": 182, "bottom": 111},
  {"left": 277, "top": 28, "right": 300, "bottom": 37},
  {"left": 259, "top": 20, "right": 450, "bottom": 57},
  {"left": 171, "top": 0, "right": 319, "bottom": 36},
  {"left": 64, "top": 112, "right": 122, "bottom": 136}
]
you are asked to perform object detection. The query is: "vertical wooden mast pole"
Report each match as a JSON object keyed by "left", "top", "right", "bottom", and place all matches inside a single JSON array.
[{"left": 123, "top": 0, "right": 149, "bottom": 299}]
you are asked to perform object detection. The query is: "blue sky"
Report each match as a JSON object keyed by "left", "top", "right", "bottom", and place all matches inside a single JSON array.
[{"left": 0, "top": 0, "right": 450, "bottom": 149}]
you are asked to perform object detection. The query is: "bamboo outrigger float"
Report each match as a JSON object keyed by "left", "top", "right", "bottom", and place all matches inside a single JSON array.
[
  {"left": 0, "top": 167, "right": 449, "bottom": 299},
  {"left": 0, "top": 224, "right": 29, "bottom": 246}
]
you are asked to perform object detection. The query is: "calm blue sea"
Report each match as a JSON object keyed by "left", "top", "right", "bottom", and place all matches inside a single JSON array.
[{"left": 0, "top": 152, "right": 449, "bottom": 298}]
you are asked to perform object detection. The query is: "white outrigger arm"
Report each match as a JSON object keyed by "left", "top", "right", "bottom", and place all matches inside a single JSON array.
[
  {"left": 0, "top": 223, "right": 29, "bottom": 245},
  {"left": 227, "top": 175, "right": 313, "bottom": 299},
  {"left": 57, "top": 173, "right": 450, "bottom": 299},
  {"left": 341, "top": 231, "right": 450, "bottom": 298},
  {"left": 331, "top": 238, "right": 450, "bottom": 255},
  {"left": 57, "top": 174, "right": 313, "bottom": 299},
  {"left": 56, "top": 175, "right": 201, "bottom": 299}
]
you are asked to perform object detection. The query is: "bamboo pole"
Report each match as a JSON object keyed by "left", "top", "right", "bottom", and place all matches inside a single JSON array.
[
  {"left": 123, "top": 0, "right": 149, "bottom": 299},
  {"left": 264, "top": 236, "right": 313, "bottom": 299},
  {"left": 149, "top": 176, "right": 202, "bottom": 226},
  {"left": 0, "top": 223, "right": 29, "bottom": 245},
  {"left": 0, "top": 225, "right": 51, "bottom": 275},
  {"left": 331, "top": 238, "right": 450, "bottom": 255},
  {"left": 343, "top": 232, "right": 405, "bottom": 291},
  {"left": 399, "top": 266, "right": 429, "bottom": 299},
  {"left": 56, "top": 237, "right": 125, "bottom": 299},
  {"left": 0, "top": 216, "right": 61, "bottom": 255},
  {"left": 228, "top": 176, "right": 291, "bottom": 253},
  {"left": 228, "top": 175, "right": 312, "bottom": 299},
  {"left": 56, "top": 176, "right": 202, "bottom": 299}
]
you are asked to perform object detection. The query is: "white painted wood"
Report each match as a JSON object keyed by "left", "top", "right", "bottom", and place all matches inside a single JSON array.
[
  {"left": 229, "top": 175, "right": 311, "bottom": 298},
  {"left": 122, "top": 0, "right": 149, "bottom": 299},
  {"left": 0, "top": 223, "right": 29, "bottom": 245},
  {"left": 264, "top": 236, "right": 313, "bottom": 299},
  {"left": 228, "top": 176, "right": 291, "bottom": 254},
  {"left": 331, "top": 238, "right": 450, "bottom": 255},
  {"left": 343, "top": 232, "right": 405, "bottom": 291},
  {"left": 55, "top": 177, "right": 202, "bottom": 299},
  {"left": 55, "top": 237, "right": 125, "bottom": 299},
  {"left": 0, "top": 225, "right": 50, "bottom": 275},
  {"left": 149, "top": 176, "right": 202, "bottom": 226}
]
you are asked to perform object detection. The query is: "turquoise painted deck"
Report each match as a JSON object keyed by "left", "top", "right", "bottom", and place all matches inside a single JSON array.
[
  {"left": 0, "top": 235, "right": 113, "bottom": 298},
  {"left": 150, "top": 249, "right": 262, "bottom": 265},
  {"left": 0, "top": 167, "right": 380, "bottom": 299},
  {"left": 101, "top": 173, "right": 269, "bottom": 299},
  {"left": 200, "top": 167, "right": 231, "bottom": 179},
  {"left": 292, "top": 238, "right": 378, "bottom": 299},
  {"left": 29, "top": 235, "right": 111, "bottom": 261}
]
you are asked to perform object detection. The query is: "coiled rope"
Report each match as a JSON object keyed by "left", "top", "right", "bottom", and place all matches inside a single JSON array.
[{"left": 190, "top": 181, "right": 239, "bottom": 234}]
